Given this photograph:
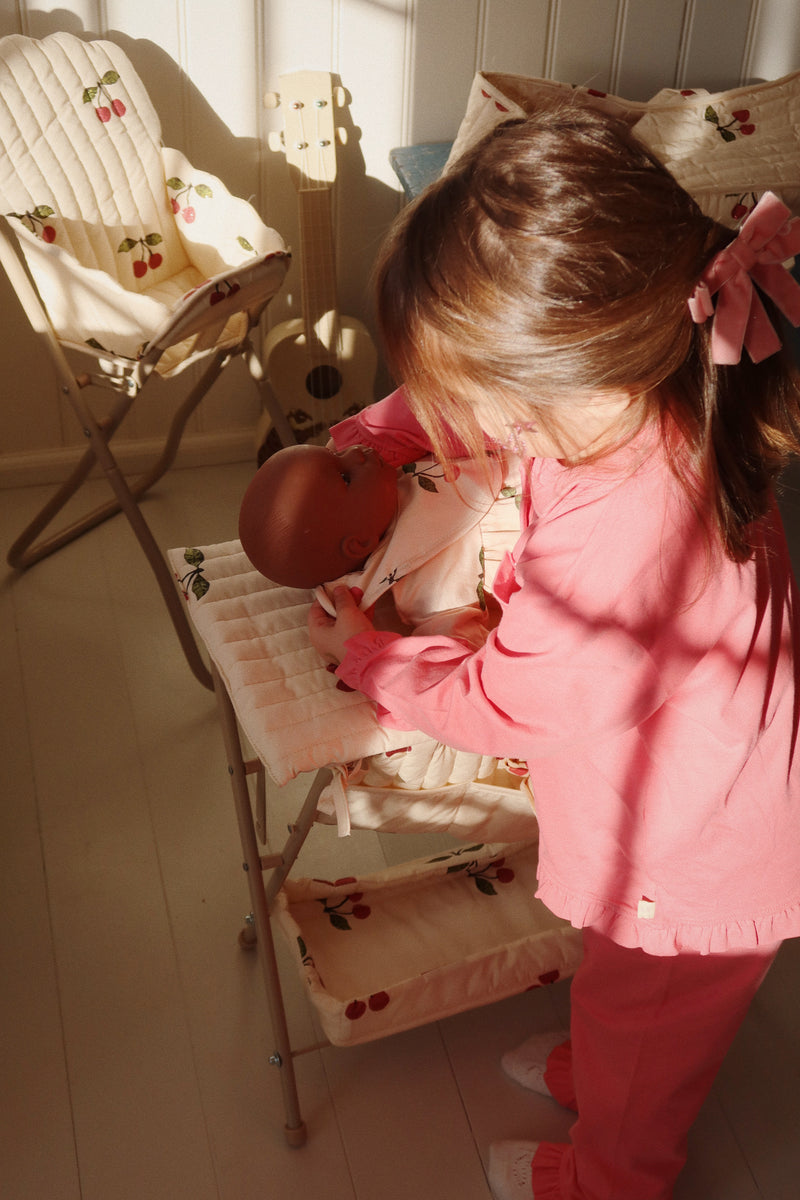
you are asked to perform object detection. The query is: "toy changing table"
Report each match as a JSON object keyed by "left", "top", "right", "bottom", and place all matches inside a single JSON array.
[{"left": 168, "top": 539, "right": 583, "bottom": 1144}]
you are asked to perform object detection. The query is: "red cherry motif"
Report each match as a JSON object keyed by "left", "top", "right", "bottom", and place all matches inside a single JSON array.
[
  {"left": 705, "top": 104, "right": 757, "bottom": 141},
  {"left": 13, "top": 205, "right": 58, "bottom": 242},
  {"left": 525, "top": 969, "right": 561, "bottom": 993},
  {"left": 730, "top": 192, "right": 757, "bottom": 221},
  {"left": 118, "top": 233, "right": 164, "bottom": 278},
  {"left": 208, "top": 276, "right": 242, "bottom": 304},
  {"left": 83, "top": 71, "right": 126, "bottom": 121},
  {"left": 166, "top": 177, "right": 213, "bottom": 224},
  {"left": 319, "top": 889, "right": 372, "bottom": 928},
  {"left": 732, "top": 109, "right": 755, "bottom": 135},
  {"left": 344, "top": 992, "right": 391, "bottom": 1020}
]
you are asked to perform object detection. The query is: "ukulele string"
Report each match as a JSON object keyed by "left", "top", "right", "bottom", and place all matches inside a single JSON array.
[{"left": 313, "top": 92, "right": 343, "bottom": 372}]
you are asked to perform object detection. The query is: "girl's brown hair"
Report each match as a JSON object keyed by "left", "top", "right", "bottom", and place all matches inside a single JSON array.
[{"left": 374, "top": 102, "right": 800, "bottom": 561}]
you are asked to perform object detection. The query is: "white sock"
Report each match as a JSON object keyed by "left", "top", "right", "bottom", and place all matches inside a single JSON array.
[
  {"left": 500, "top": 1028, "right": 569, "bottom": 1095},
  {"left": 488, "top": 1140, "right": 541, "bottom": 1200}
]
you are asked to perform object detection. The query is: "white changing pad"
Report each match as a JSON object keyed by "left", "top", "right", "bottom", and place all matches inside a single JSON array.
[
  {"left": 169, "top": 540, "right": 432, "bottom": 786},
  {"left": 168, "top": 537, "right": 540, "bottom": 843}
]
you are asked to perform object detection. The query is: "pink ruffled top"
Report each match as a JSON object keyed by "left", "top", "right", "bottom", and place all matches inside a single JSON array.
[{"left": 332, "top": 390, "right": 800, "bottom": 955}]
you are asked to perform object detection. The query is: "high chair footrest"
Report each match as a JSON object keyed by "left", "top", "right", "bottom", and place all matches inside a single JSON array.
[{"left": 275, "top": 840, "right": 582, "bottom": 1047}]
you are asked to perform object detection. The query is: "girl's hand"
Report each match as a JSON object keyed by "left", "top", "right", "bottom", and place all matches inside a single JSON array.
[{"left": 308, "top": 586, "right": 375, "bottom": 664}]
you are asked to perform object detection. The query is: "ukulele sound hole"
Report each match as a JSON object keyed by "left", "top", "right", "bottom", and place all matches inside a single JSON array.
[{"left": 305, "top": 364, "right": 343, "bottom": 400}]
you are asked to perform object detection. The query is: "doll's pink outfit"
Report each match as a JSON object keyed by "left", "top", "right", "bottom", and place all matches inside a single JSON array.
[{"left": 331, "top": 388, "right": 800, "bottom": 1198}]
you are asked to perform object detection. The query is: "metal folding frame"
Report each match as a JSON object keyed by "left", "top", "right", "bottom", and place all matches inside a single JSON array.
[{"left": 2, "top": 221, "right": 294, "bottom": 691}]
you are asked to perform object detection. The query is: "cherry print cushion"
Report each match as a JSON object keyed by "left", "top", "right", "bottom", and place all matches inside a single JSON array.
[
  {"left": 446, "top": 70, "right": 800, "bottom": 227},
  {"left": 0, "top": 31, "right": 286, "bottom": 373}
]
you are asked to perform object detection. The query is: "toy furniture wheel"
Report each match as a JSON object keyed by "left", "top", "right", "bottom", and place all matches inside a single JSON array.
[{"left": 238, "top": 923, "right": 258, "bottom": 950}]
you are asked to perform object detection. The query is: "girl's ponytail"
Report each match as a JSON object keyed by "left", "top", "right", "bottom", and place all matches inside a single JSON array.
[{"left": 668, "top": 194, "right": 800, "bottom": 561}]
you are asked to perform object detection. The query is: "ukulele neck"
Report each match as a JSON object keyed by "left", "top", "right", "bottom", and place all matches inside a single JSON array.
[{"left": 298, "top": 186, "right": 340, "bottom": 358}]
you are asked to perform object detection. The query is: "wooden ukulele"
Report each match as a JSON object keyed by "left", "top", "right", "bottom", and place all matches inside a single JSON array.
[{"left": 257, "top": 71, "right": 377, "bottom": 461}]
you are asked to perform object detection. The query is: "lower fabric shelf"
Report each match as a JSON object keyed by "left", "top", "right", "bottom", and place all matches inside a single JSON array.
[{"left": 275, "top": 839, "right": 583, "bottom": 1047}]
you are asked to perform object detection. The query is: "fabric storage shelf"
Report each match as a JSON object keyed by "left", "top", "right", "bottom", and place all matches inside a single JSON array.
[{"left": 276, "top": 839, "right": 583, "bottom": 1047}]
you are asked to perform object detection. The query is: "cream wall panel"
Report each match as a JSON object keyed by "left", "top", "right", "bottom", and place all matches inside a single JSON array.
[
  {"left": 616, "top": 0, "right": 688, "bottom": 98},
  {"left": 750, "top": 0, "right": 800, "bottom": 80},
  {"left": 23, "top": 1, "right": 101, "bottom": 38},
  {"left": 408, "top": 0, "right": 483, "bottom": 142},
  {"left": 549, "top": 0, "right": 622, "bottom": 92},
  {"left": 681, "top": 0, "right": 754, "bottom": 89},
  {"left": 480, "top": 0, "right": 552, "bottom": 77}
]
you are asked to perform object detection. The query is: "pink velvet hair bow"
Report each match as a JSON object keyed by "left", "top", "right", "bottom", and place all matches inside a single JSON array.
[{"left": 688, "top": 191, "right": 800, "bottom": 365}]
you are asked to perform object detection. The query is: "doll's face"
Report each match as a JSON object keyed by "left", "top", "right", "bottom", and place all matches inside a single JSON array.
[{"left": 239, "top": 443, "right": 398, "bottom": 587}]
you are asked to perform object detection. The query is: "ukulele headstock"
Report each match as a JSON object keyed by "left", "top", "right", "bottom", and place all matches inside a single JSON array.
[{"left": 266, "top": 71, "right": 347, "bottom": 190}]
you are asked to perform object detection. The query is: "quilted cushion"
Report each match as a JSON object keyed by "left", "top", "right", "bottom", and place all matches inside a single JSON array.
[
  {"left": 447, "top": 70, "right": 800, "bottom": 227},
  {"left": 0, "top": 32, "right": 186, "bottom": 284},
  {"left": 0, "top": 32, "right": 286, "bottom": 371}
]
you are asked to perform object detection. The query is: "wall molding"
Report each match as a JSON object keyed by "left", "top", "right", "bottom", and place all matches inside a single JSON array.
[{"left": 0, "top": 429, "right": 257, "bottom": 490}]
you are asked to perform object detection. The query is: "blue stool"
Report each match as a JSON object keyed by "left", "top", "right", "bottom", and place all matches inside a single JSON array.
[{"left": 389, "top": 141, "right": 452, "bottom": 199}]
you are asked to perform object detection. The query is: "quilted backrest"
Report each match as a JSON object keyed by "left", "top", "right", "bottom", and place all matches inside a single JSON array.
[{"left": 0, "top": 31, "right": 190, "bottom": 289}]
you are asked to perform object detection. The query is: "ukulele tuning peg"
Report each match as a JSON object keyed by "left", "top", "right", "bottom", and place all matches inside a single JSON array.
[
  {"left": 264, "top": 90, "right": 281, "bottom": 109},
  {"left": 333, "top": 86, "right": 346, "bottom": 107},
  {"left": 268, "top": 130, "right": 285, "bottom": 152},
  {"left": 336, "top": 126, "right": 348, "bottom": 146}
]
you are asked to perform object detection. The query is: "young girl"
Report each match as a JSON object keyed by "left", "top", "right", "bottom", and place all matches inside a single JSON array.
[{"left": 307, "top": 104, "right": 800, "bottom": 1200}]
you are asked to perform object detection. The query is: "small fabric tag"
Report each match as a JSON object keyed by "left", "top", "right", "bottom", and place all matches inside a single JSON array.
[{"left": 637, "top": 898, "right": 657, "bottom": 920}]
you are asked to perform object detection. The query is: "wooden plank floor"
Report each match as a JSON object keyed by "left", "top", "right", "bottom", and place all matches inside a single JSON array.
[{"left": 1, "top": 460, "right": 799, "bottom": 1200}]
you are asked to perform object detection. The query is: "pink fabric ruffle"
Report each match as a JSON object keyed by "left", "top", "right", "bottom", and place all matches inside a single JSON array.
[
  {"left": 536, "top": 873, "right": 798, "bottom": 957},
  {"left": 531, "top": 1142, "right": 570, "bottom": 1199},
  {"left": 544, "top": 1040, "right": 578, "bottom": 1112}
]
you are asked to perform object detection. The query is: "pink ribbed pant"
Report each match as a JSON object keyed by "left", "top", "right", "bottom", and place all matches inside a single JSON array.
[{"left": 531, "top": 927, "right": 780, "bottom": 1200}]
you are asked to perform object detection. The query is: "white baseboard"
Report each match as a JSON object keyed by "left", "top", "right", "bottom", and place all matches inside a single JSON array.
[{"left": 0, "top": 428, "right": 258, "bottom": 489}]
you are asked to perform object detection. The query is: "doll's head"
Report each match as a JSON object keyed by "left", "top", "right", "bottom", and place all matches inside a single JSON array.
[{"left": 238, "top": 443, "right": 398, "bottom": 588}]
